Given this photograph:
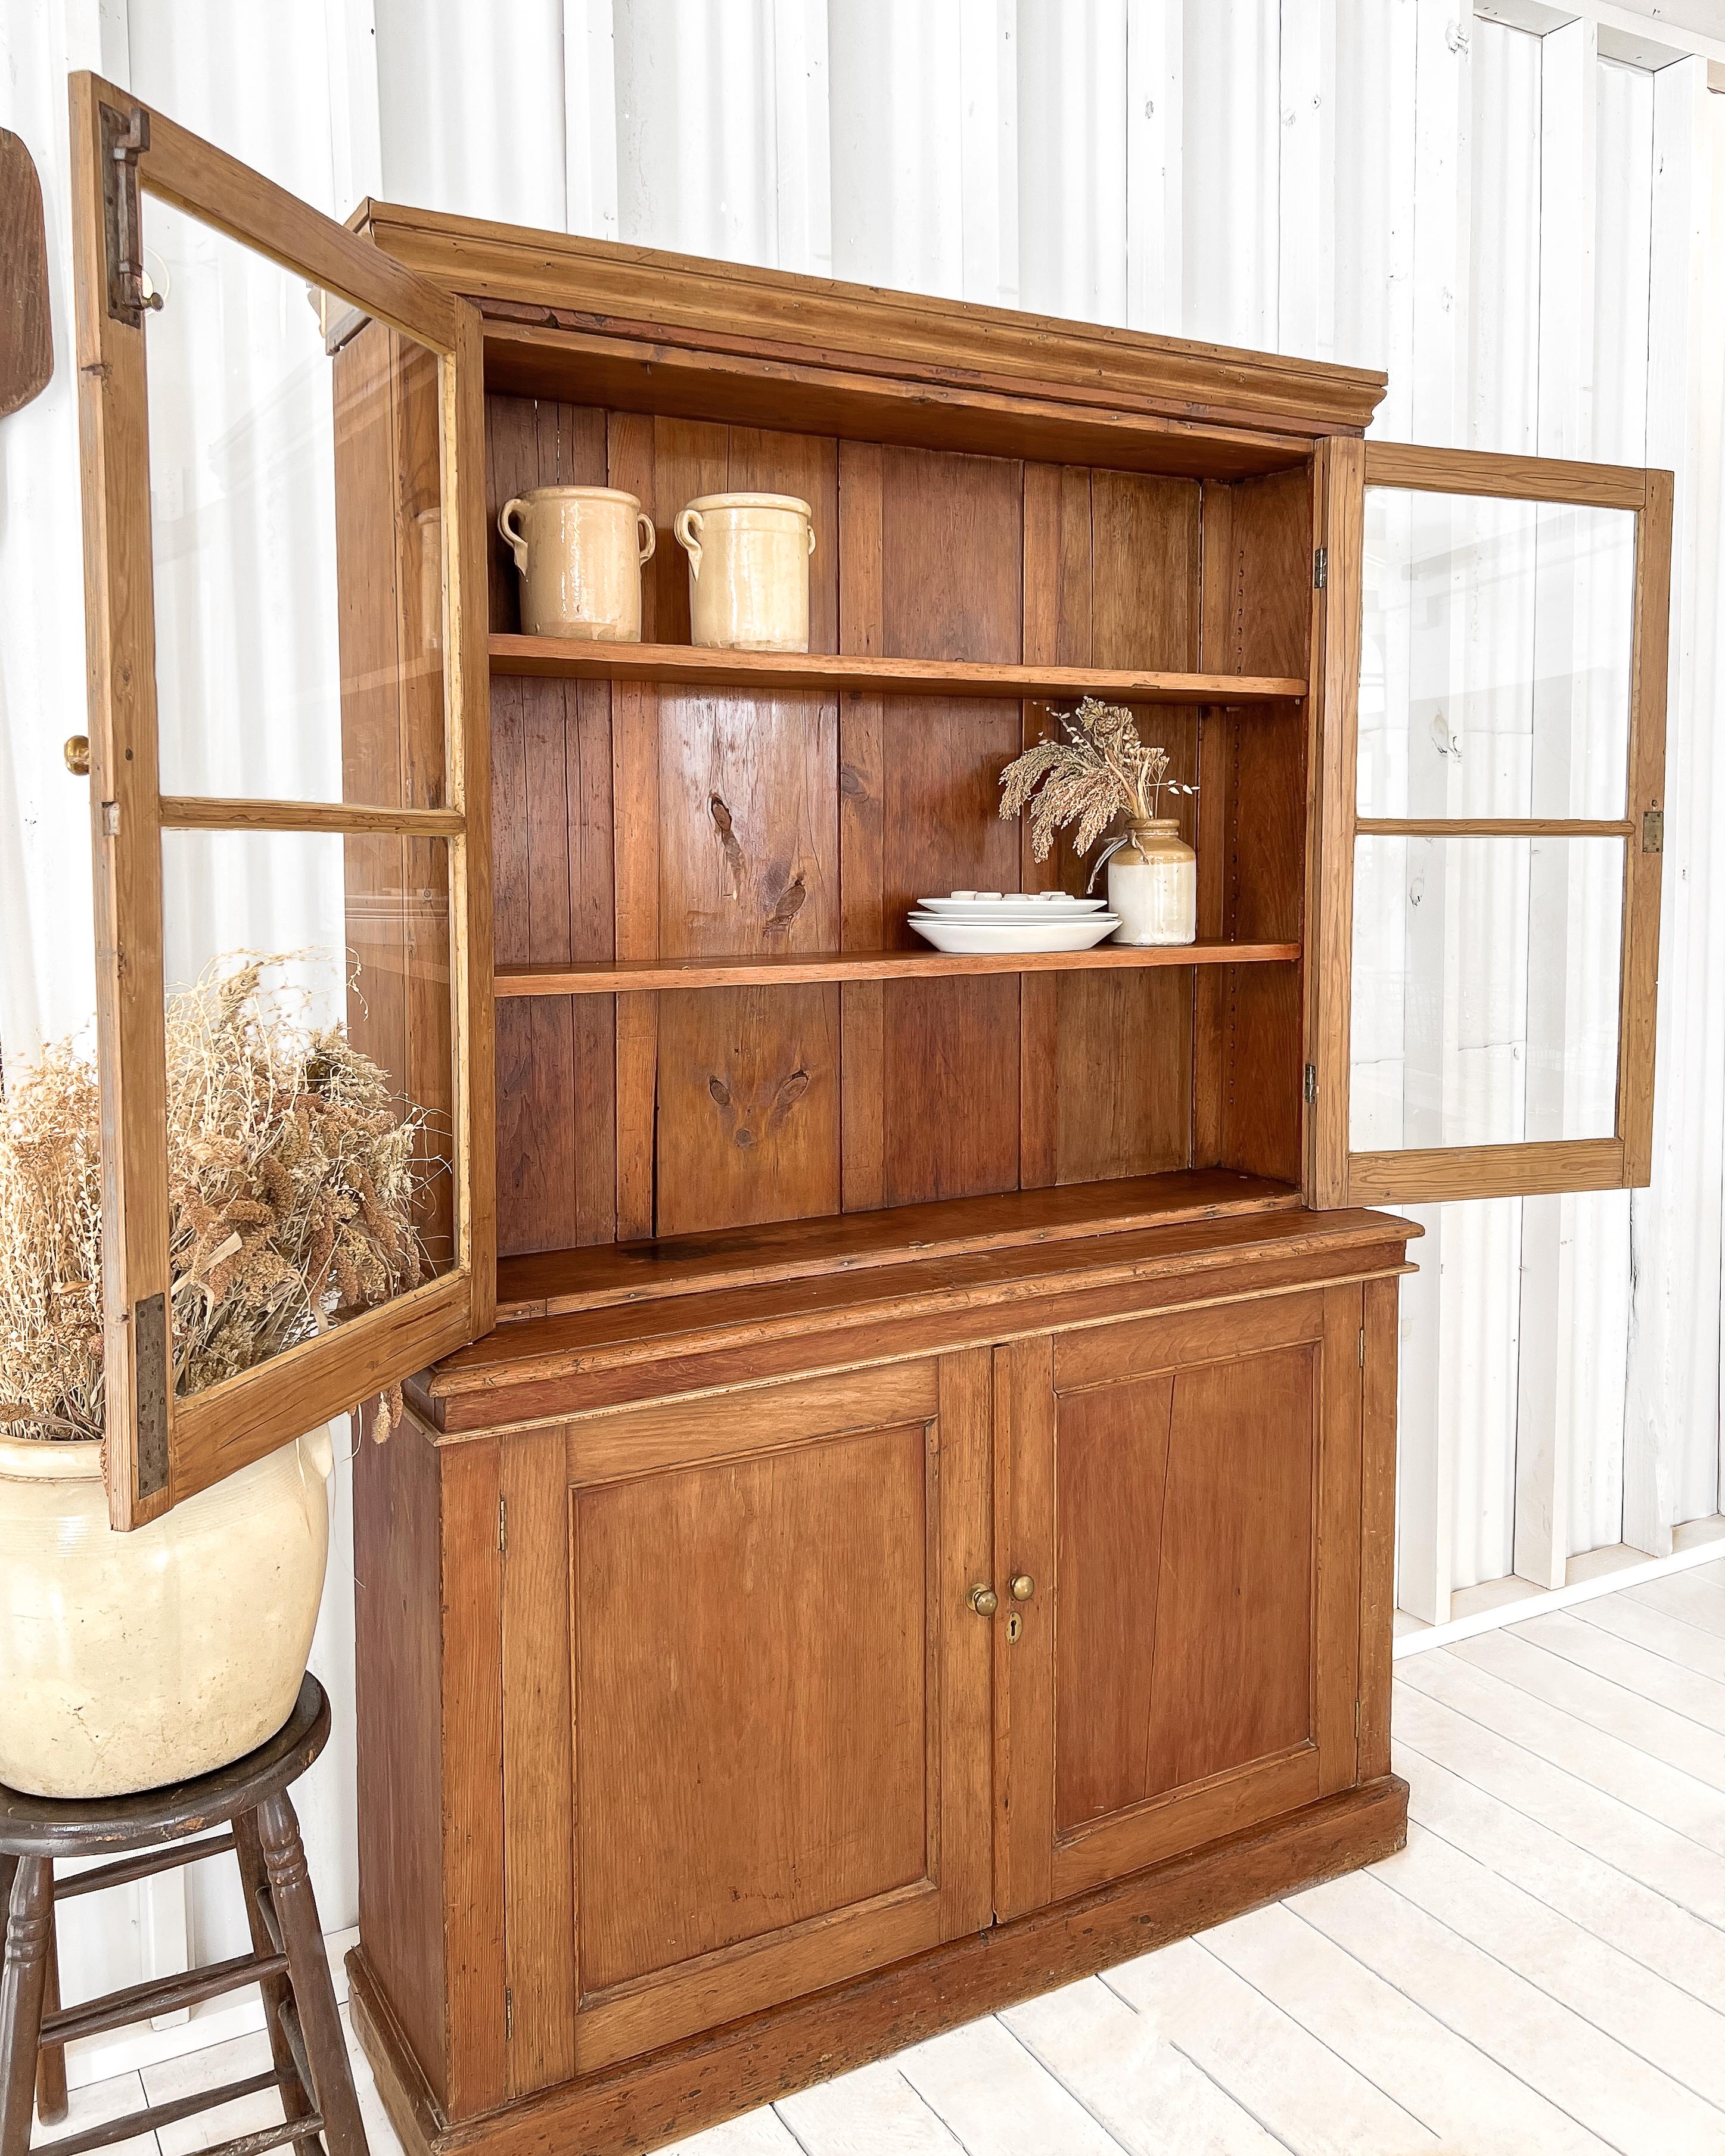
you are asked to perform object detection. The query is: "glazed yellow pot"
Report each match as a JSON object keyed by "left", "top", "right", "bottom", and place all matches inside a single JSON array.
[
  {"left": 0, "top": 1428, "right": 332, "bottom": 1798},
  {"left": 499, "top": 486, "right": 655, "bottom": 641},
  {"left": 673, "top": 492, "right": 815, "bottom": 651}
]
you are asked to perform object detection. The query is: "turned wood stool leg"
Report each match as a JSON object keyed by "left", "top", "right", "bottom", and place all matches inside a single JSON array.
[
  {"left": 34, "top": 1903, "right": 67, "bottom": 2126},
  {"left": 0, "top": 1859, "right": 52, "bottom": 2156},
  {"left": 257, "top": 1792, "right": 367, "bottom": 2156},
  {"left": 234, "top": 1812, "right": 319, "bottom": 2155}
]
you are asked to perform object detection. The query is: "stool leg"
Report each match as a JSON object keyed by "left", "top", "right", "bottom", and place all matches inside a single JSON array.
[
  {"left": 34, "top": 1900, "right": 67, "bottom": 2127},
  {"left": 257, "top": 1793, "right": 367, "bottom": 2156},
  {"left": 234, "top": 1811, "right": 318, "bottom": 2155},
  {"left": 0, "top": 1859, "right": 52, "bottom": 2156}
]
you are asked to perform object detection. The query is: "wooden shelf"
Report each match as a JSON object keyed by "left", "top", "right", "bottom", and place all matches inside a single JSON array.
[
  {"left": 495, "top": 1169, "right": 1306, "bottom": 1322},
  {"left": 495, "top": 939, "right": 1300, "bottom": 998},
  {"left": 490, "top": 633, "right": 1307, "bottom": 705}
]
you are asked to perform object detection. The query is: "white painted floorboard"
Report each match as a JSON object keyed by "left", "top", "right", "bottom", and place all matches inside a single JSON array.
[{"left": 35, "top": 1557, "right": 1725, "bottom": 2156}]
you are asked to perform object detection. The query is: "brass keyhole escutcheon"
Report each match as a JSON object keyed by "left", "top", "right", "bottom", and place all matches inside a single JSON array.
[
  {"left": 1006, "top": 1611, "right": 1023, "bottom": 1643},
  {"left": 1011, "top": 1573, "right": 1035, "bottom": 1601},
  {"left": 968, "top": 1584, "right": 999, "bottom": 1617}
]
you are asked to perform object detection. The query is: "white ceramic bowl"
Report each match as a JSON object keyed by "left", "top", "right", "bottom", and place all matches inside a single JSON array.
[
  {"left": 919, "top": 892, "right": 1107, "bottom": 915},
  {"left": 907, "top": 913, "right": 1121, "bottom": 954}
]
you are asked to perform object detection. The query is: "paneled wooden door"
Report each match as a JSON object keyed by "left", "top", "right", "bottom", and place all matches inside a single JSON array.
[
  {"left": 991, "top": 1292, "right": 1363, "bottom": 1916},
  {"left": 498, "top": 1354, "right": 993, "bottom": 2085}
]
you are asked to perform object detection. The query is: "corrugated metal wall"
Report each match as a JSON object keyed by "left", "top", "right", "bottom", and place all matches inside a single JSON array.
[{"left": 1, "top": 0, "right": 1722, "bottom": 2061}]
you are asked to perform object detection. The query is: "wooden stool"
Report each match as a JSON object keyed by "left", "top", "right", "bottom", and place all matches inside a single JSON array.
[{"left": 0, "top": 1676, "right": 366, "bottom": 2156}]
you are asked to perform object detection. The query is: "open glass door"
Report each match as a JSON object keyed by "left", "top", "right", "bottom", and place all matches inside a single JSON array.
[
  {"left": 70, "top": 74, "right": 492, "bottom": 1527},
  {"left": 1311, "top": 440, "right": 1671, "bottom": 1209}
]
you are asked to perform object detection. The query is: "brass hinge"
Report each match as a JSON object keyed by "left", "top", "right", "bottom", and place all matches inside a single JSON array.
[
  {"left": 1643, "top": 808, "right": 1664, "bottom": 855},
  {"left": 1354, "top": 1699, "right": 1362, "bottom": 1738},
  {"left": 498, "top": 1495, "right": 508, "bottom": 1554},
  {"left": 98, "top": 102, "right": 163, "bottom": 328},
  {"left": 504, "top": 1987, "right": 514, "bottom": 2042},
  {"left": 1304, "top": 1063, "right": 1318, "bottom": 1106},
  {"left": 1313, "top": 547, "right": 1328, "bottom": 589}
]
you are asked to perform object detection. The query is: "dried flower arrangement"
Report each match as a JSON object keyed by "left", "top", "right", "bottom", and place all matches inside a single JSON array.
[
  {"left": 0, "top": 956, "right": 435, "bottom": 1445},
  {"left": 998, "top": 697, "right": 1197, "bottom": 864}
]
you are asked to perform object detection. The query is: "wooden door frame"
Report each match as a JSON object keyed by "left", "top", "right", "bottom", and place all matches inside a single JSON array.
[
  {"left": 1309, "top": 437, "right": 1671, "bottom": 1209},
  {"left": 69, "top": 71, "right": 494, "bottom": 1527}
]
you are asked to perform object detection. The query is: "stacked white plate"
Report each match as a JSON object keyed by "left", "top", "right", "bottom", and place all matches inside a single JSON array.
[{"left": 907, "top": 890, "right": 1121, "bottom": 954}]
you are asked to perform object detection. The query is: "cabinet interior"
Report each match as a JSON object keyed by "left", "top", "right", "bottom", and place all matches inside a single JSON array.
[{"left": 335, "top": 322, "right": 1320, "bottom": 1316}]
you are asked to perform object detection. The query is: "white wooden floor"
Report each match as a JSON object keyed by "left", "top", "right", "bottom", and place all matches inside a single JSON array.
[{"left": 36, "top": 1555, "right": 1725, "bottom": 2156}]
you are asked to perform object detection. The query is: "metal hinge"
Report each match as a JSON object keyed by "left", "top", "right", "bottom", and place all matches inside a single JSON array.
[
  {"left": 1313, "top": 547, "right": 1328, "bottom": 589},
  {"left": 133, "top": 1292, "right": 169, "bottom": 1499},
  {"left": 1643, "top": 808, "right": 1664, "bottom": 855},
  {"left": 498, "top": 1495, "right": 508, "bottom": 1553},
  {"left": 99, "top": 102, "right": 164, "bottom": 328},
  {"left": 1359, "top": 1327, "right": 1366, "bottom": 1367},
  {"left": 1304, "top": 1063, "right": 1318, "bottom": 1106},
  {"left": 1354, "top": 1699, "right": 1362, "bottom": 1738},
  {"left": 505, "top": 1988, "right": 514, "bottom": 2042}
]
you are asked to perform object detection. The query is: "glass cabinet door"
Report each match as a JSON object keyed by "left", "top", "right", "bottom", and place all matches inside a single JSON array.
[
  {"left": 1311, "top": 441, "right": 1670, "bottom": 1209},
  {"left": 70, "top": 75, "right": 492, "bottom": 1527}
]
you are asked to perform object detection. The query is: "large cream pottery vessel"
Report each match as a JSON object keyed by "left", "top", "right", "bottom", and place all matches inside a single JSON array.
[
  {"left": 673, "top": 492, "right": 815, "bottom": 651},
  {"left": 499, "top": 486, "right": 655, "bottom": 641},
  {"left": 0, "top": 1429, "right": 332, "bottom": 1798}
]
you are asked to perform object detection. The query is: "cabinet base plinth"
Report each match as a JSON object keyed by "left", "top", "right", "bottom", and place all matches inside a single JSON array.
[{"left": 349, "top": 1774, "right": 1409, "bottom": 2156}]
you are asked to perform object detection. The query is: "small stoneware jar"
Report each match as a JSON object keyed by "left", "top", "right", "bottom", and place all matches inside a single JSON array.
[
  {"left": 673, "top": 493, "right": 815, "bottom": 652},
  {"left": 498, "top": 486, "right": 655, "bottom": 641},
  {"left": 1106, "top": 820, "right": 1197, "bottom": 946}
]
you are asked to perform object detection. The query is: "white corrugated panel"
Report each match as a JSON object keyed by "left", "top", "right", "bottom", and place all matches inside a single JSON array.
[{"left": 3, "top": 0, "right": 1724, "bottom": 2049}]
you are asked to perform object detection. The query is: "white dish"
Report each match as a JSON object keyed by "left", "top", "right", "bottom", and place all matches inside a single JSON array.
[
  {"left": 919, "top": 892, "right": 1107, "bottom": 915},
  {"left": 907, "top": 913, "right": 1120, "bottom": 954}
]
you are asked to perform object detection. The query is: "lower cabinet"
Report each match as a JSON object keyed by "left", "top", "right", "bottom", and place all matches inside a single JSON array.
[
  {"left": 353, "top": 1253, "right": 1401, "bottom": 2142},
  {"left": 490, "top": 1283, "right": 1366, "bottom": 2077}
]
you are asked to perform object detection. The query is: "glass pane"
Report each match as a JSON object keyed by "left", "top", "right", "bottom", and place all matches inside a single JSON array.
[
  {"left": 1350, "top": 832, "right": 1623, "bottom": 1152},
  {"left": 1359, "top": 488, "right": 1635, "bottom": 820},
  {"left": 144, "top": 198, "right": 447, "bottom": 808},
  {"left": 158, "top": 827, "right": 455, "bottom": 1404}
]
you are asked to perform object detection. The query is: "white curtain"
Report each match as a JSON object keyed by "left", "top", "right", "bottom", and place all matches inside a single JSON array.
[{"left": 3, "top": 0, "right": 1723, "bottom": 2043}]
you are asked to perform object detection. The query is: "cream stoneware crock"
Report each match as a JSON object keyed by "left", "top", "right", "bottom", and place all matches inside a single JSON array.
[
  {"left": 1105, "top": 819, "right": 1198, "bottom": 947},
  {"left": 0, "top": 1427, "right": 332, "bottom": 1798},
  {"left": 673, "top": 493, "right": 815, "bottom": 652},
  {"left": 499, "top": 486, "right": 655, "bottom": 641}
]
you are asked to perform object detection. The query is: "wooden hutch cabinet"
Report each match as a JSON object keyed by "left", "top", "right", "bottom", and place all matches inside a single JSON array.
[{"left": 70, "top": 77, "right": 1672, "bottom": 2156}]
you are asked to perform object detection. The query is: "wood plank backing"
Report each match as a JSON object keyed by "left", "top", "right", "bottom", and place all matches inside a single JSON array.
[
  {"left": 878, "top": 447, "right": 1023, "bottom": 1203},
  {"left": 1057, "top": 469, "right": 1203, "bottom": 1184},
  {"left": 486, "top": 392, "right": 616, "bottom": 1255},
  {"left": 1196, "top": 465, "right": 1313, "bottom": 1182}
]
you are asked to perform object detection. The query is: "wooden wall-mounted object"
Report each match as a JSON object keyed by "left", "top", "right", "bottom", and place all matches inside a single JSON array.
[{"left": 0, "top": 130, "right": 52, "bottom": 419}]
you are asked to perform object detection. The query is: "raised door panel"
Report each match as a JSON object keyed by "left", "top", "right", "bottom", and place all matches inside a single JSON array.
[
  {"left": 498, "top": 1357, "right": 992, "bottom": 2079},
  {"left": 994, "top": 1290, "right": 1360, "bottom": 1916}
]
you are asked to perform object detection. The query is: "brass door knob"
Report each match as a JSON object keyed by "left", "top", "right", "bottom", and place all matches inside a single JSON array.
[
  {"left": 968, "top": 1584, "right": 999, "bottom": 1617},
  {"left": 1011, "top": 1573, "right": 1035, "bottom": 1601},
  {"left": 64, "top": 736, "right": 90, "bottom": 776}
]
